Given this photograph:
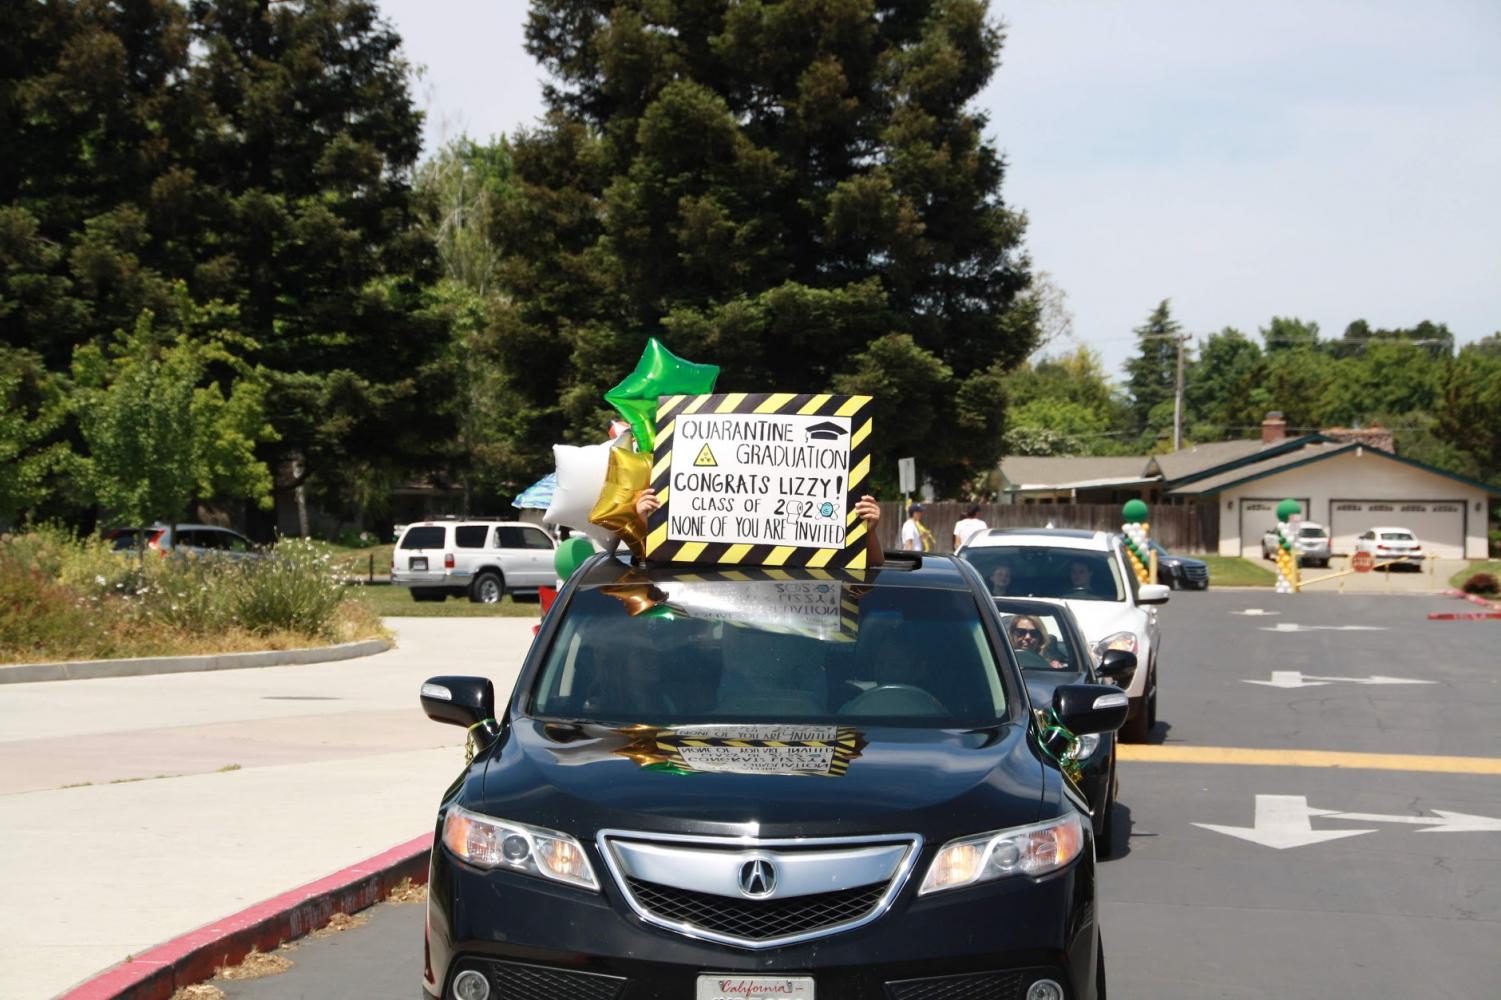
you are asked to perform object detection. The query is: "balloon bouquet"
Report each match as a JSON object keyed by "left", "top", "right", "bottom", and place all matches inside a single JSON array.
[{"left": 541, "top": 338, "right": 719, "bottom": 593}]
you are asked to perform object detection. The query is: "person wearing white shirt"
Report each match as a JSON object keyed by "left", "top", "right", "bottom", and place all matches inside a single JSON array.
[{"left": 952, "top": 505, "right": 988, "bottom": 551}]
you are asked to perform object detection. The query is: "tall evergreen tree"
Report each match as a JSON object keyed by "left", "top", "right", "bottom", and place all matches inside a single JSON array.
[
  {"left": 493, "top": 0, "right": 1037, "bottom": 494},
  {"left": 1124, "top": 299, "right": 1183, "bottom": 436}
]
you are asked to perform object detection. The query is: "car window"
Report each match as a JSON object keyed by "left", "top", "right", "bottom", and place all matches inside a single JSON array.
[
  {"left": 962, "top": 546, "right": 1126, "bottom": 602},
  {"left": 1298, "top": 527, "right": 1327, "bottom": 538},
  {"left": 400, "top": 526, "right": 446, "bottom": 549},
  {"left": 177, "top": 530, "right": 213, "bottom": 549},
  {"left": 1380, "top": 531, "right": 1413, "bottom": 541},
  {"left": 108, "top": 529, "right": 149, "bottom": 551},
  {"left": 532, "top": 580, "right": 1008, "bottom": 728},
  {"left": 222, "top": 532, "right": 251, "bottom": 553},
  {"left": 996, "top": 607, "right": 1083, "bottom": 678},
  {"left": 455, "top": 525, "right": 489, "bottom": 548},
  {"left": 519, "top": 526, "right": 554, "bottom": 549}
]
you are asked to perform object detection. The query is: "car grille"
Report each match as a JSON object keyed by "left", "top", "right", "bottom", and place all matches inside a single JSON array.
[
  {"left": 1182, "top": 564, "right": 1208, "bottom": 582},
  {"left": 885, "top": 970, "right": 1031, "bottom": 1000},
  {"left": 459, "top": 959, "right": 625, "bottom": 1000},
  {"left": 624, "top": 876, "right": 887, "bottom": 942}
]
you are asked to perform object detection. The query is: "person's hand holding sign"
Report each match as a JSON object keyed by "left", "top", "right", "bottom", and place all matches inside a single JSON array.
[
  {"left": 634, "top": 488, "right": 660, "bottom": 522},
  {"left": 855, "top": 495, "right": 883, "bottom": 568}
]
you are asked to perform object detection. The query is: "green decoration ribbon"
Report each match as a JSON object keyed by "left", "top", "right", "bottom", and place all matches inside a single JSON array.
[
  {"left": 1035, "top": 708, "right": 1083, "bottom": 785},
  {"left": 465, "top": 717, "right": 498, "bottom": 765}
]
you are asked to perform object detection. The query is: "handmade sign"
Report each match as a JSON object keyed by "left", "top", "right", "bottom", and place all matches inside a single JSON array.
[
  {"left": 656, "top": 577, "right": 860, "bottom": 641},
  {"left": 611, "top": 724, "right": 868, "bottom": 777},
  {"left": 644, "top": 392, "right": 874, "bottom": 569}
]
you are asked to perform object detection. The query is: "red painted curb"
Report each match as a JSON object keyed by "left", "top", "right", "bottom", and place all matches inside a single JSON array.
[
  {"left": 1440, "top": 588, "right": 1501, "bottom": 612},
  {"left": 1427, "top": 611, "right": 1501, "bottom": 621},
  {"left": 57, "top": 833, "right": 433, "bottom": 1000}
]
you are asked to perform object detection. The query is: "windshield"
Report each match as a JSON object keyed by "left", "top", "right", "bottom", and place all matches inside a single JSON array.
[
  {"left": 961, "top": 546, "right": 1126, "bottom": 602},
  {"left": 1298, "top": 527, "right": 1327, "bottom": 538},
  {"left": 531, "top": 579, "right": 1008, "bottom": 728},
  {"left": 995, "top": 605, "right": 1086, "bottom": 680}
]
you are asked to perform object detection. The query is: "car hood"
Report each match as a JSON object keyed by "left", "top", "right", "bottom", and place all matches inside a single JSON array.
[
  {"left": 471, "top": 717, "right": 1046, "bottom": 841},
  {"left": 1026, "top": 597, "right": 1143, "bottom": 648}
]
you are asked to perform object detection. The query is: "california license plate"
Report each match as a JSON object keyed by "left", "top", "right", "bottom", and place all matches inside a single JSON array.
[
  {"left": 410, "top": 557, "right": 428, "bottom": 571},
  {"left": 696, "top": 975, "right": 814, "bottom": 1000}
]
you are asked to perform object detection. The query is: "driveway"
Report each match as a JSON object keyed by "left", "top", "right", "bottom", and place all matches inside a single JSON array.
[{"left": 1294, "top": 556, "right": 1463, "bottom": 594}]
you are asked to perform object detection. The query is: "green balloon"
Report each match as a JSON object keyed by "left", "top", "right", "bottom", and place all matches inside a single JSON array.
[
  {"left": 1276, "top": 498, "right": 1302, "bottom": 521},
  {"left": 604, "top": 338, "right": 720, "bottom": 452},
  {"left": 1122, "top": 499, "right": 1149, "bottom": 523},
  {"left": 554, "top": 537, "right": 595, "bottom": 580}
]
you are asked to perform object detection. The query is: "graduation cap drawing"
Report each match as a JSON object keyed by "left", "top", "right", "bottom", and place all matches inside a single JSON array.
[{"left": 805, "top": 421, "right": 847, "bottom": 441}]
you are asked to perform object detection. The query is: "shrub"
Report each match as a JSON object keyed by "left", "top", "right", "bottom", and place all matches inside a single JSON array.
[
  {"left": 0, "top": 548, "right": 96, "bottom": 661},
  {"left": 1461, "top": 572, "right": 1499, "bottom": 596},
  {"left": 224, "top": 539, "right": 347, "bottom": 637}
]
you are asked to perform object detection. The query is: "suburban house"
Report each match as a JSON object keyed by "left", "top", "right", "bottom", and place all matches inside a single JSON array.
[{"left": 998, "top": 414, "right": 1498, "bottom": 559}]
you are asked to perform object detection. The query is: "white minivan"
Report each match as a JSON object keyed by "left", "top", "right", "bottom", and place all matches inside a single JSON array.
[
  {"left": 392, "top": 519, "right": 559, "bottom": 603},
  {"left": 960, "top": 528, "right": 1170, "bottom": 742}
]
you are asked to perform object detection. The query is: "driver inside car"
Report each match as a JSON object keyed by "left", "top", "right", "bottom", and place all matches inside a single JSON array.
[
  {"left": 1067, "top": 559, "right": 1097, "bottom": 596},
  {"left": 1008, "top": 615, "right": 1066, "bottom": 670}
]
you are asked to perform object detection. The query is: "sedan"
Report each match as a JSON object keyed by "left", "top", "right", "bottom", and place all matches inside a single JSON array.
[
  {"left": 1354, "top": 527, "right": 1425, "bottom": 569},
  {"left": 418, "top": 553, "right": 1124, "bottom": 1000},
  {"left": 1148, "top": 540, "right": 1209, "bottom": 589},
  {"left": 996, "top": 597, "right": 1136, "bottom": 855}
]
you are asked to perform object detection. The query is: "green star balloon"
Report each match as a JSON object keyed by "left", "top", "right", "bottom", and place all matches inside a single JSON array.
[{"left": 604, "top": 338, "right": 720, "bottom": 451}]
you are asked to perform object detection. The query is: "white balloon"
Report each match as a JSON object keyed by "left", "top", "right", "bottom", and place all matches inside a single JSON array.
[{"left": 543, "top": 433, "right": 632, "bottom": 547}]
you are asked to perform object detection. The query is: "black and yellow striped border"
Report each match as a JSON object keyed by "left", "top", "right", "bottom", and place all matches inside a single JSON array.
[{"left": 644, "top": 392, "right": 874, "bottom": 569}]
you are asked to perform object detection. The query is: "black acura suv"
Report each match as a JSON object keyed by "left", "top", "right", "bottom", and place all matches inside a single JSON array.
[{"left": 419, "top": 553, "right": 1126, "bottom": 1000}]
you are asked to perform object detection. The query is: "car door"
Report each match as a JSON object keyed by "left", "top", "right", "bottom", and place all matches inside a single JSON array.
[{"left": 496, "top": 525, "right": 555, "bottom": 587}]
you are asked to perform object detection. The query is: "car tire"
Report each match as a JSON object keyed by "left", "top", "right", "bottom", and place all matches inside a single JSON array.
[
  {"left": 411, "top": 588, "right": 445, "bottom": 603},
  {"left": 1095, "top": 759, "right": 1116, "bottom": 858},
  {"left": 1147, "top": 669, "right": 1158, "bottom": 730},
  {"left": 470, "top": 571, "right": 505, "bottom": 604},
  {"left": 1120, "top": 696, "right": 1149, "bottom": 743},
  {"left": 1097, "top": 936, "right": 1107, "bottom": 999}
]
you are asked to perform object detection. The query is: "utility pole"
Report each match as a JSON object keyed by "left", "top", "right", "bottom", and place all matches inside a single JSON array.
[{"left": 1172, "top": 334, "right": 1189, "bottom": 452}]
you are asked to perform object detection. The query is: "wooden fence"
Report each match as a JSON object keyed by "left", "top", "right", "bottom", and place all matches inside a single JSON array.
[{"left": 873, "top": 502, "right": 1217, "bottom": 554}]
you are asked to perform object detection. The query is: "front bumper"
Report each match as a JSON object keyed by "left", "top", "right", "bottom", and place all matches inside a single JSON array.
[{"left": 426, "top": 842, "right": 1099, "bottom": 999}]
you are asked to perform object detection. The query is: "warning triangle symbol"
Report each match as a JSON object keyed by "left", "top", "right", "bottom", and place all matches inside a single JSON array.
[{"left": 694, "top": 444, "right": 718, "bottom": 467}]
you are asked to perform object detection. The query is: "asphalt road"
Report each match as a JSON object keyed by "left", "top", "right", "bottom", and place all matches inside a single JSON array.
[{"left": 220, "top": 590, "right": 1501, "bottom": 1000}]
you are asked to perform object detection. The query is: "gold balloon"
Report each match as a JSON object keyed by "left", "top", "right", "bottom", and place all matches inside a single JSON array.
[{"left": 589, "top": 446, "right": 654, "bottom": 558}]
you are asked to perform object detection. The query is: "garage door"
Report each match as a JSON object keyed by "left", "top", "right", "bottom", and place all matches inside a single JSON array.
[
  {"left": 1329, "top": 500, "right": 1465, "bottom": 559},
  {"left": 1239, "top": 497, "right": 1311, "bottom": 559}
]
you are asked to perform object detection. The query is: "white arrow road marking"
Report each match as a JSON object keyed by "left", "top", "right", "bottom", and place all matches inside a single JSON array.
[
  {"left": 1325, "top": 810, "right": 1501, "bottom": 833},
  {"left": 1244, "top": 670, "right": 1436, "bottom": 688},
  {"left": 1195, "top": 795, "right": 1375, "bottom": 850},
  {"left": 1260, "top": 623, "right": 1389, "bottom": 632}
]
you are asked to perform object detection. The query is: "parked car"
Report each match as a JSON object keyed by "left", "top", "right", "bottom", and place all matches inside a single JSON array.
[
  {"left": 104, "top": 523, "right": 261, "bottom": 560},
  {"left": 1354, "top": 526, "right": 1424, "bottom": 569},
  {"left": 391, "top": 518, "right": 558, "bottom": 602},
  {"left": 961, "top": 528, "right": 1169, "bottom": 742},
  {"left": 1261, "top": 521, "right": 1331, "bottom": 567},
  {"left": 1148, "top": 540, "right": 1209, "bottom": 589},
  {"left": 996, "top": 597, "right": 1136, "bottom": 854},
  {"left": 419, "top": 552, "right": 1123, "bottom": 999}
]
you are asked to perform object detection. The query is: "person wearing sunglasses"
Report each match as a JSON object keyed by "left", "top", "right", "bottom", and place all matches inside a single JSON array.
[{"left": 1008, "top": 615, "right": 1066, "bottom": 670}]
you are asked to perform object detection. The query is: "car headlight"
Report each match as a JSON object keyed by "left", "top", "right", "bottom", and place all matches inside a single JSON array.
[
  {"left": 441, "top": 804, "right": 598, "bottom": 891},
  {"left": 1168, "top": 559, "right": 1181, "bottom": 567},
  {"left": 919, "top": 813, "right": 1085, "bottom": 894},
  {"left": 1073, "top": 733, "right": 1101, "bottom": 759},
  {"left": 1092, "top": 630, "right": 1137, "bottom": 659}
]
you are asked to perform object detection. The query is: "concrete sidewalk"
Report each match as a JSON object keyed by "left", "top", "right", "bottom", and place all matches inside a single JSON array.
[{"left": 0, "top": 616, "right": 538, "bottom": 1000}]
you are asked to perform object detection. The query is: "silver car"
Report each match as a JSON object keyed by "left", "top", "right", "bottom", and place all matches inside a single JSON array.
[
  {"left": 1262, "top": 521, "right": 1330, "bottom": 567},
  {"left": 106, "top": 523, "right": 262, "bottom": 560}
]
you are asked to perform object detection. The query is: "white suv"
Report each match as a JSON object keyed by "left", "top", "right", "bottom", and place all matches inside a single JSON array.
[
  {"left": 960, "top": 528, "right": 1170, "bottom": 742},
  {"left": 392, "top": 519, "right": 560, "bottom": 603}
]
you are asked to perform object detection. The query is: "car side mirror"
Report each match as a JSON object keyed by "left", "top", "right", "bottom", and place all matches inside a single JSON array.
[
  {"left": 420, "top": 675, "right": 496, "bottom": 730},
  {"left": 1051, "top": 684, "right": 1129, "bottom": 735},
  {"left": 1138, "top": 583, "right": 1171, "bottom": 605},
  {"left": 1097, "top": 649, "right": 1137, "bottom": 686}
]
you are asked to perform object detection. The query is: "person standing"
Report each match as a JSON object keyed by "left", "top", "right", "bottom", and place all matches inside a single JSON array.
[
  {"left": 952, "top": 504, "right": 988, "bottom": 551},
  {"left": 900, "top": 503, "right": 934, "bottom": 552}
]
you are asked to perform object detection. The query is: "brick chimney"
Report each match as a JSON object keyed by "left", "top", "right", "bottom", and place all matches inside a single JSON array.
[{"left": 1261, "top": 411, "right": 1287, "bottom": 445}]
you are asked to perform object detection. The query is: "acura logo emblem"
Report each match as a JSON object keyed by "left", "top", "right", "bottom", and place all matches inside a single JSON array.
[{"left": 738, "top": 858, "right": 777, "bottom": 897}]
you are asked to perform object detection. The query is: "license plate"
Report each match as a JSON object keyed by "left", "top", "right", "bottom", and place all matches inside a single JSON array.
[
  {"left": 410, "top": 557, "right": 428, "bottom": 571},
  {"left": 696, "top": 975, "right": 814, "bottom": 1000}
]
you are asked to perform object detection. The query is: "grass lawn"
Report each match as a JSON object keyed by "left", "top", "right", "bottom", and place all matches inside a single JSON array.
[
  {"left": 1448, "top": 560, "right": 1501, "bottom": 595},
  {"left": 306, "top": 540, "right": 396, "bottom": 579},
  {"left": 350, "top": 582, "right": 542, "bottom": 618},
  {"left": 1199, "top": 555, "right": 1277, "bottom": 587}
]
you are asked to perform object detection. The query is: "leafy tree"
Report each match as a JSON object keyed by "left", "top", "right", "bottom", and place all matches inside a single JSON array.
[
  {"left": 494, "top": 0, "right": 1037, "bottom": 494},
  {"left": 1124, "top": 300, "right": 1184, "bottom": 435},
  {"left": 1261, "top": 316, "right": 1320, "bottom": 353},
  {"left": 0, "top": 348, "right": 70, "bottom": 524},
  {"left": 70, "top": 299, "right": 275, "bottom": 526},
  {"left": 1005, "top": 346, "right": 1130, "bottom": 455},
  {"left": 1184, "top": 328, "right": 1267, "bottom": 440},
  {"left": 1435, "top": 338, "right": 1501, "bottom": 486},
  {"left": 185, "top": 0, "right": 448, "bottom": 524}
]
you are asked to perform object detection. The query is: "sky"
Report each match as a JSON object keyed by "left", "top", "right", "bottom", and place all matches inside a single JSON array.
[{"left": 380, "top": 0, "right": 1501, "bottom": 379}]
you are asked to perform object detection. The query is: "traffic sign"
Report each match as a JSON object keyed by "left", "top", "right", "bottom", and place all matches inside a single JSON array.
[
  {"left": 1351, "top": 550, "right": 1374, "bottom": 573},
  {"left": 897, "top": 456, "right": 915, "bottom": 494}
]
